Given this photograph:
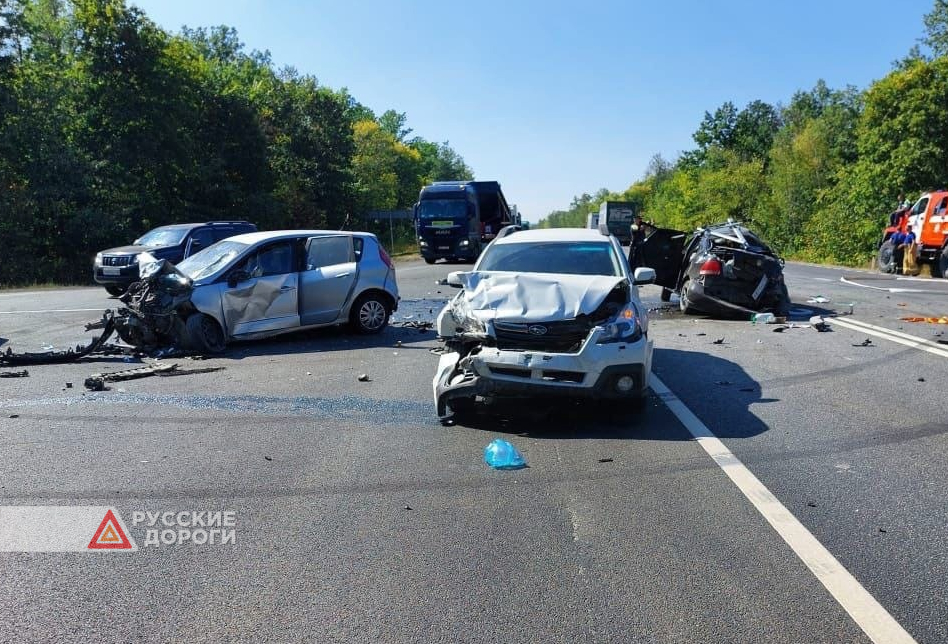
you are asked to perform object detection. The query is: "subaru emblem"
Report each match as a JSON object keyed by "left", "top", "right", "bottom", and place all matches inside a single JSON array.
[{"left": 527, "top": 325, "right": 548, "bottom": 335}]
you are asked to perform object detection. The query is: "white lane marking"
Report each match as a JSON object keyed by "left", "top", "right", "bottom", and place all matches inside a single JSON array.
[
  {"left": 832, "top": 317, "right": 948, "bottom": 359},
  {"left": 839, "top": 277, "right": 945, "bottom": 294},
  {"left": 0, "top": 289, "right": 99, "bottom": 298},
  {"left": 0, "top": 308, "right": 105, "bottom": 314},
  {"left": 811, "top": 277, "right": 833, "bottom": 282},
  {"left": 651, "top": 375, "right": 918, "bottom": 644}
]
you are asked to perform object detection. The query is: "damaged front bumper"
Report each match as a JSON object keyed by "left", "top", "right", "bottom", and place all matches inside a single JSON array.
[{"left": 433, "top": 330, "right": 653, "bottom": 418}]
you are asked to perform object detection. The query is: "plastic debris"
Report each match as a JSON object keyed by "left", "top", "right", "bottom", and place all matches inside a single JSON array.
[
  {"left": 0, "top": 370, "right": 29, "bottom": 378},
  {"left": 598, "top": 458, "right": 614, "bottom": 463},
  {"left": 711, "top": 338, "right": 725, "bottom": 344},
  {"left": 852, "top": 338, "right": 873, "bottom": 347},
  {"left": 264, "top": 456, "right": 272, "bottom": 461},
  {"left": 809, "top": 316, "right": 831, "bottom": 332},
  {"left": 357, "top": 373, "right": 370, "bottom": 382},
  {"left": 807, "top": 296, "right": 830, "bottom": 304},
  {"left": 750, "top": 312, "right": 775, "bottom": 324},
  {"left": 484, "top": 439, "right": 527, "bottom": 470},
  {"left": 901, "top": 316, "right": 948, "bottom": 324},
  {"left": 918, "top": 377, "right": 926, "bottom": 382}
]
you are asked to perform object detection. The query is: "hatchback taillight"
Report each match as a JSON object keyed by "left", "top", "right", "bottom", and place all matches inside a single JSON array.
[
  {"left": 699, "top": 258, "right": 722, "bottom": 276},
  {"left": 379, "top": 245, "right": 394, "bottom": 270}
]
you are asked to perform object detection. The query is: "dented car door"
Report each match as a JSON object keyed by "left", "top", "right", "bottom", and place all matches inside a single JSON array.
[
  {"left": 222, "top": 240, "right": 301, "bottom": 336},
  {"left": 298, "top": 235, "right": 358, "bottom": 325}
]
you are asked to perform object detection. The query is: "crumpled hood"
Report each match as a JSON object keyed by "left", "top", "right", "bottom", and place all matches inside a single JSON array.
[{"left": 456, "top": 271, "right": 627, "bottom": 322}]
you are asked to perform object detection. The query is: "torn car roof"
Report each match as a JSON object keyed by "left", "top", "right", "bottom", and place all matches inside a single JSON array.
[{"left": 456, "top": 271, "right": 628, "bottom": 322}]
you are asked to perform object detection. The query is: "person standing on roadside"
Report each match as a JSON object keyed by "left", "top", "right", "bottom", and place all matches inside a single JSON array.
[
  {"left": 890, "top": 228, "right": 906, "bottom": 274},
  {"left": 902, "top": 224, "right": 920, "bottom": 276},
  {"left": 628, "top": 214, "right": 652, "bottom": 269}
]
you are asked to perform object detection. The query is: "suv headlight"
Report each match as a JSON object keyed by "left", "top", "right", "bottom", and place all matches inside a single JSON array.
[
  {"left": 419, "top": 239, "right": 428, "bottom": 247},
  {"left": 596, "top": 304, "right": 643, "bottom": 344},
  {"left": 459, "top": 239, "right": 470, "bottom": 247},
  {"left": 130, "top": 254, "right": 140, "bottom": 265},
  {"left": 94, "top": 253, "right": 102, "bottom": 266}
]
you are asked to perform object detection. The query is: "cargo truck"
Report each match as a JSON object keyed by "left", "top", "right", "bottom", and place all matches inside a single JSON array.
[
  {"left": 599, "top": 201, "right": 636, "bottom": 244},
  {"left": 414, "top": 181, "right": 512, "bottom": 264}
]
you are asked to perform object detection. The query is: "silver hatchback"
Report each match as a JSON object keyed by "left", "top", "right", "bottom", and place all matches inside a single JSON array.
[{"left": 122, "top": 230, "right": 399, "bottom": 353}]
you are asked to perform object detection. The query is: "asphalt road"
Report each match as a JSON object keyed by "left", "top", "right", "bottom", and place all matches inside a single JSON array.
[{"left": 1, "top": 259, "right": 947, "bottom": 643}]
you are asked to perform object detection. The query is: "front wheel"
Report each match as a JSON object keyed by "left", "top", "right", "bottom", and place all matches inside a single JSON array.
[
  {"left": 933, "top": 247, "right": 948, "bottom": 278},
  {"left": 185, "top": 314, "right": 226, "bottom": 354},
  {"left": 424, "top": 257, "right": 436, "bottom": 265},
  {"left": 877, "top": 241, "right": 897, "bottom": 274},
  {"left": 660, "top": 288, "right": 672, "bottom": 302},
  {"left": 105, "top": 285, "right": 126, "bottom": 297},
  {"left": 350, "top": 292, "right": 390, "bottom": 334}
]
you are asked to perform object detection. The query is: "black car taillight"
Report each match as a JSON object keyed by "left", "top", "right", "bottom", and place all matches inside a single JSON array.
[{"left": 699, "top": 258, "right": 722, "bottom": 276}]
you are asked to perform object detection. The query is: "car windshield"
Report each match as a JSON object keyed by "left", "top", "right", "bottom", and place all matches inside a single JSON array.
[
  {"left": 477, "top": 241, "right": 622, "bottom": 276},
  {"left": 418, "top": 199, "right": 468, "bottom": 220},
  {"left": 176, "top": 240, "right": 249, "bottom": 280},
  {"left": 134, "top": 226, "right": 190, "bottom": 247}
]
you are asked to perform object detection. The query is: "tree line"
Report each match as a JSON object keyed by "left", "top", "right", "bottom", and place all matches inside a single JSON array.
[
  {"left": 0, "top": 0, "right": 473, "bottom": 286},
  {"left": 540, "top": 1, "right": 948, "bottom": 267}
]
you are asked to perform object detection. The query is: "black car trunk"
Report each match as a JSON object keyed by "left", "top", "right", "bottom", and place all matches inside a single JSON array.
[{"left": 702, "top": 246, "right": 786, "bottom": 310}]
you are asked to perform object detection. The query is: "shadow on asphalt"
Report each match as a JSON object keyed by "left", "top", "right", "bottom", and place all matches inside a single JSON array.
[{"left": 445, "top": 347, "right": 773, "bottom": 442}]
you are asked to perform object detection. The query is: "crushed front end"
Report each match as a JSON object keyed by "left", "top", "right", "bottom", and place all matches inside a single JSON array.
[
  {"left": 432, "top": 272, "right": 652, "bottom": 418},
  {"left": 112, "top": 254, "right": 199, "bottom": 351}
]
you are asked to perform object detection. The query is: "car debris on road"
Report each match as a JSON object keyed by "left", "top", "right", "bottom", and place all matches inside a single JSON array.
[
  {"left": 83, "top": 362, "right": 225, "bottom": 391},
  {"left": 0, "top": 369, "right": 29, "bottom": 378}
]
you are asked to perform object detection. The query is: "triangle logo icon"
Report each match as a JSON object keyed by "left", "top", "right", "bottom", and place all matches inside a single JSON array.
[{"left": 87, "top": 509, "right": 134, "bottom": 550}]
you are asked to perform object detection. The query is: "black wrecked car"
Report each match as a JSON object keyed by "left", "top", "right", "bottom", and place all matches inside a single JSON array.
[
  {"left": 640, "top": 220, "right": 790, "bottom": 318},
  {"left": 93, "top": 221, "right": 257, "bottom": 295}
]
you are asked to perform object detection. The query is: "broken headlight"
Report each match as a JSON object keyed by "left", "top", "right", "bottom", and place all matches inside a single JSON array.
[{"left": 596, "top": 304, "right": 643, "bottom": 344}]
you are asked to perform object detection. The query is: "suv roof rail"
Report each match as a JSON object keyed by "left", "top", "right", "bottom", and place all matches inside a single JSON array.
[
  {"left": 496, "top": 225, "right": 522, "bottom": 239},
  {"left": 204, "top": 221, "right": 252, "bottom": 226}
]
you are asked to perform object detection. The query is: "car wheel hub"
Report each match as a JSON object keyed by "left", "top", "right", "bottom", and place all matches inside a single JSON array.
[{"left": 360, "top": 301, "right": 386, "bottom": 329}]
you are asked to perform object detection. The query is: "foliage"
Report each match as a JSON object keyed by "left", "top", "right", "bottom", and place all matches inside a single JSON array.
[
  {"left": 538, "top": 2, "right": 948, "bottom": 267},
  {"left": 0, "top": 0, "right": 473, "bottom": 285}
]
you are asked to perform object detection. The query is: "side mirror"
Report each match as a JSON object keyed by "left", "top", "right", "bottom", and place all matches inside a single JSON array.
[
  {"left": 446, "top": 271, "right": 464, "bottom": 288},
  {"left": 633, "top": 267, "right": 656, "bottom": 285},
  {"left": 227, "top": 269, "right": 251, "bottom": 288}
]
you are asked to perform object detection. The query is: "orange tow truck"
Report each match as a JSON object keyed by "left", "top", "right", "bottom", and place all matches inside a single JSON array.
[{"left": 879, "top": 191, "right": 948, "bottom": 276}]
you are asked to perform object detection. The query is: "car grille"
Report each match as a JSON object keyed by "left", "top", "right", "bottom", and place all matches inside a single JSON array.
[
  {"left": 102, "top": 255, "right": 131, "bottom": 267},
  {"left": 488, "top": 366, "right": 586, "bottom": 383},
  {"left": 493, "top": 320, "right": 591, "bottom": 353}
]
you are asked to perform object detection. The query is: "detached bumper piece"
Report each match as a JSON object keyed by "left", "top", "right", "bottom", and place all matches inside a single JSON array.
[{"left": 0, "top": 312, "right": 117, "bottom": 366}]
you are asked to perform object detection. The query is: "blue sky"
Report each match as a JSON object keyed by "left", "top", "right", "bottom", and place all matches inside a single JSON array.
[{"left": 132, "top": 0, "right": 934, "bottom": 222}]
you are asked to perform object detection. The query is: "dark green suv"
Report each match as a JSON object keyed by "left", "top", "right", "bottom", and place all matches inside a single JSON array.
[{"left": 93, "top": 221, "right": 257, "bottom": 295}]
